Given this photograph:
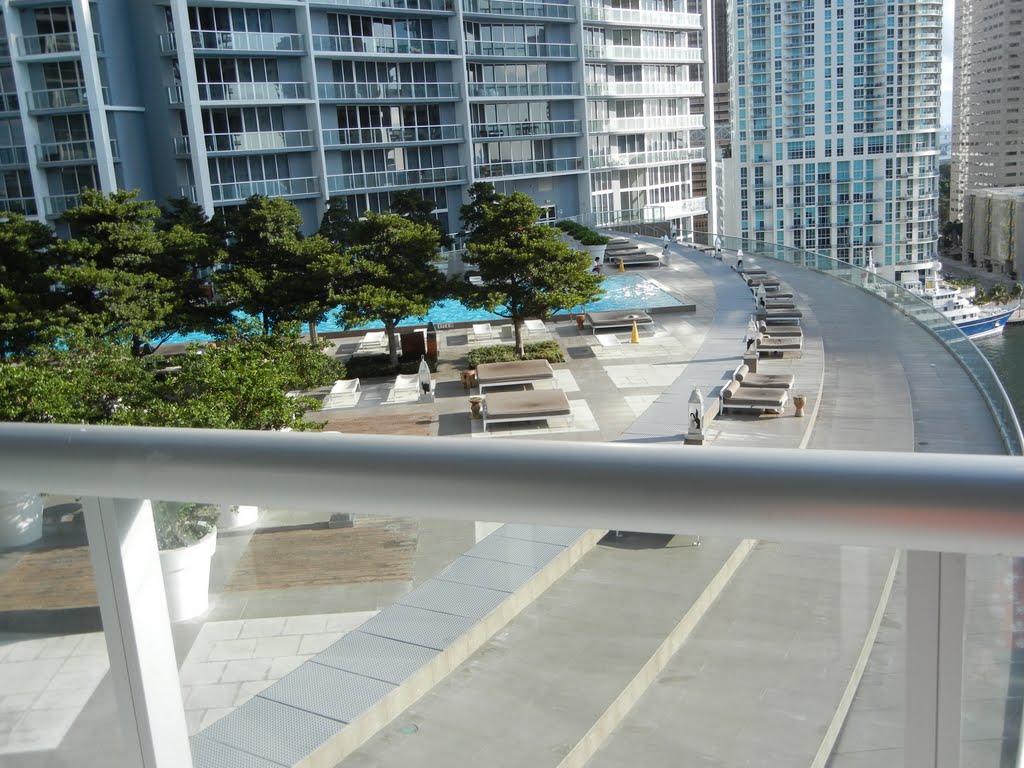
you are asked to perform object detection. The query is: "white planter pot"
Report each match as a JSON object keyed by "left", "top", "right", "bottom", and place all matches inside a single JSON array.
[
  {"left": 218, "top": 504, "right": 258, "bottom": 531},
  {"left": 0, "top": 491, "right": 43, "bottom": 548},
  {"left": 584, "top": 244, "right": 607, "bottom": 264},
  {"left": 159, "top": 528, "right": 217, "bottom": 622}
]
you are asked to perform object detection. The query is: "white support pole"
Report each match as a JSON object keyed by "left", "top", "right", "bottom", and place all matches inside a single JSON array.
[
  {"left": 906, "top": 550, "right": 965, "bottom": 768},
  {"left": 83, "top": 497, "right": 193, "bottom": 768}
]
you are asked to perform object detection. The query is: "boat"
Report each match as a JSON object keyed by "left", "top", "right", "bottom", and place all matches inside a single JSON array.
[{"left": 901, "top": 266, "right": 1018, "bottom": 340}]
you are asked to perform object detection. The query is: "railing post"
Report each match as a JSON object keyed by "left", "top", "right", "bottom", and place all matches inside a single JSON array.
[
  {"left": 83, "top": 497, "right": 193, "bottom": 768},
  {"left": 906, "top": 550, "right": 966, "bottom": 768}
]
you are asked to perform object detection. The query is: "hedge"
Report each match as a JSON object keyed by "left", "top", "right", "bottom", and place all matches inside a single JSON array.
[{"left": 468, "top": 340, "right": 565, "bottom": 368}]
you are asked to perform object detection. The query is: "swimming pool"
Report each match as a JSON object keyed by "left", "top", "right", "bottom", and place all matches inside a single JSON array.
[{"left": 159, "top": 274, "right": 682, "bottom": 345}]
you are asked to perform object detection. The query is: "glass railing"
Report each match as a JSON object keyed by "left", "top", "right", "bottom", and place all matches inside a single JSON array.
[
  {"left": 464, "top": 0, "right": 575, "bottom": 18},
  {"left": 18, "top": 32, "right": 79, "bottom": 56},
  {"left": 0, "top": 195, "right": 37, "bottom": 215},
  {"left": 0, "top": 92, "right": 18, "bottom": 112},
  {"left": 210, "top": 176, "right": 320, "bottom": 202},
  {"left": 588, "top": 114, "right": 703, "bottom": 133},
  {"left": 464, "top": 40, "right": 576, "bottom": 58},
  {"left": 475, "top": 156, "right": 582, "bottom": 177},
  {"left": 471, "top": 119, "right": 579, "bottom": 138},
  {"left": 160, "top": 30, "right": 304, "bottom": 54},
  {"left": 581, "top": 4, "right": 700, "bottom": 26},
  {"left": 318, "top": 81, "right": 459, "bottom": 100},
  {"left": 585, "top": 80, "right": 702, "bottom": 97},
  {"left": 680, "top": 230, "right": 1024, "bottom": 455},
  {"left": 44, "top": 193, "right": 83, "bottom": 217},
  {"left": 327, "top": 165, "right": 465, "bottom": 192},
  {"left": 200, "top": 130, "right": 314, "bottom": 153},
  {"left": 35, "top": 139, "right": 105, "bottom": 163},
  {"left": 0, "top": 145, "right": 29, "bottom": 166},
  {"left": 322, "top": 124, "right": 463, "bottom": 146},
  {"left": 27, "top": 86, "right": 91, "bottom": 111},
  {"left": 309, "top": 0, "right": 452, "bottom": 8},
  {"left": 584, "top": 44, "right": 701, "bottom": 62},
  {"left": 590, "top": 146, "right": 705, "bottom": 168},
  {"left": 195, "top": 81, "right": 310, "bottom": 102},
  {"left": 467, "top": 81, "right": 580, "bottom": 97},
  {"left": 312, "top": 34, "right": 455, "bottom": 55}
]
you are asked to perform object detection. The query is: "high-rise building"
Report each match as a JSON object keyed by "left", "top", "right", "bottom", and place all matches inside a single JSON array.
[
  {"left": 950, "top": 0, "right": 1024, "bottom": 222},
  {"left": 0, "top": 0, "right": 714, "bottom": 238},
  {"left": 724, "top": 0, "right": 942, "bottom": 283}
]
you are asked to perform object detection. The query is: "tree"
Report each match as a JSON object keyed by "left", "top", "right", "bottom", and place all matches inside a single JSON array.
[
  {"left": 988, "top": 284, "right": 1010, "bottom": 305},
  {"left": 216, "top": 195, "right": 348, "bottom": 341},
  {"left": 462, "top": 192, "right": 603, "bottom": 355},
  {"left": 390, "top": 190, "right": 454, "bottom": 248},
  {"left": 0, "top": 213, "right": 58, "bottom": 360},
  {"left": 335, "top": 212, "right": 445, "bottom": 368},
  {"left": 318, "top": 196, "right": 358, "bottom": 248},
  {"left": 458, "top": 182, "right": 502, "bottom": 239}
]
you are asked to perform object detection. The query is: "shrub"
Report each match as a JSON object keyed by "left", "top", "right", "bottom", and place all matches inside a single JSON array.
[
  {"left": 152, "top": 501, "right": 218, "bottom": 550},
  {"left": 468, "top": 339, "right": 565, "bottom": 367},
  {"left": 555, "top": 220, "right": 609, "bottom": 246},
  {"left": 344, "top": 353, "right": 436, "bottom": 380}
]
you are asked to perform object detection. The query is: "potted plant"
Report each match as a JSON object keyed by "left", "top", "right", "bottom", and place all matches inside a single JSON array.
[
  {"left": 153, "top": 501, "right": 219, "bottom": 622},
  {"left": 0, "top": 491, "right": 43, "bottom": 548},
  {"left": 217, "top": 503, "right": 259, "bottom": 531}
]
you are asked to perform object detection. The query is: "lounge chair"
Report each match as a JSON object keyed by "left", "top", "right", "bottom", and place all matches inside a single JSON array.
[
  {"left": 476, "top": 359, "right": 555, "bottom": 393},
  {"left": 738, "top": 267, "right": 768, "bottom": 277},
  {"left": 482, "top": 389, "right": 572, "bottom": 431},
  {"left": 733, "top": 363, "right": 794, "bottom": 390},
  {"left": 391, "top": 372, "right": 434, "bottom": 402},
  {"left": 358, "top": 331, "right": 387, "bottom": 352},
  {"left": 500, "top": 324, "right": 515, "bottom": 342},
  {"left": 756, "top": 332, "right": 804, "bottom": 356},
  {"left": 719, "top": 379, "right": 788, "bottom": 414},
  {"left": 585, "top": 309, "right": 654, "bottom": 331},
  {"left": 758, "top": 320, "right": 803, "bottom": 337},
  {"left": 471, "top": 323, "right": 494, "bottom": 342},
  {"left": 322, "top": 379, "right": 361, "bottom": 408},
  {"left": 747, "top": 277, "right": 781, "bottom": 288},
  {"left": 524, "top": 319, "right": 547, "bottom": 337},
  {"left": 759, "top": 297, "right": 797, "bottom": 310},
  {"left": 755, "top": 306, "right": 802, "bottom": 323}
]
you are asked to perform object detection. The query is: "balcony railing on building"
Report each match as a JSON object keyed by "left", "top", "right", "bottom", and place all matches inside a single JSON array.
[
  {"left": 44, "top": 193, "right": 82, "bottom": 217},
  {"left": 175, "top": 82, "right": 310, "bottom": 104},
  {"left": 471, "top": 119, "right": 579, "bottom": 139},
  {"left": 580, "top": 4, "right": 700, "bottom": 27},
  {"left": 16, "top": 32, "right": 103, "bottom": 57},
  {"left": 174, "top": 130, "right": 314, "bottom": 155},
  {"left": 159, "top": 30, "right": 305, "bottom": 54},
  {"left": 312, "top": 35, "right": 455, "bottom": 56},
  {"left": 585, "top": 80, "right": 702, "bottom": 97},
  {"left": 327, "top": 165, "right": 465, "bottom": 193},
  {"left": 0, "top": 196, "right": 37, "bottom": 216},
  {"left": 464, "top": 41, "right": 576, "bottom": 58},
  {"left": 464, "top": 0, "right": 575, "bottom": 18},
  {"left": 35, "top": 139, "right": 119, "bottom": 165},
  {"left": 27, "top": 86, "right": 105, "bottom": 112},
  {"left": 209, "top": 176, "right": 320, "bottom": 203},
  {"left": 475, "top": 156, "right": 582, "bottom": 178},
  {"left": 590, "top": 146, "right": 705, "bottom": 169},
  {"left": 318, "top": 81, "right": 459, "bottom": 101},
  {"left": 588, "top": 114, "right": 703, "bottom": 133},
  {"left": 308, "top": 0, "right": 452, "bottom": 10},
  {"left": 0, "top": 92, "right": 16, "bottom": 113},
  {"left": 467, "top": 81, "right": 580, "bottom": 98},
  {"left": 584, "top": 44, "right": 701, "bottom": 62},
  {"left": 322, "top": 124, "right": 463, "bottom": 147},
  {"left": 0, "top": 145, "right": 29, "bottom": 167}
]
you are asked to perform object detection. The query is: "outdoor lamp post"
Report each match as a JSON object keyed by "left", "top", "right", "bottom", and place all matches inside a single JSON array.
[
  {"left": 687, "top": 386, "right": 705, "bottom": 441},
  {"left": 714, "top": 235, "right": 722, "bottom": 259}
]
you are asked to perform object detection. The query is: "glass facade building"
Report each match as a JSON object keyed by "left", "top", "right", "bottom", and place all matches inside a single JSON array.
[
  {"left": 0, "top": 0, "right": 713, "bottom": 236},
  {"left": 724, "top": 0, "right": 942, "bottom": 282}
]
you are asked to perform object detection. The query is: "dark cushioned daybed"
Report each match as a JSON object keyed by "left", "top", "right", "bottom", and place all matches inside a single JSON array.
[
  {"left": 720, "top": 380, "right": 788, "bottom": 414},
  {"left": 586, "top": 309, "right": 654, "bottom": 331},
  {"left": 476, "top": 359, "right": 556, "bottom": 393},
  {"left": 482, "top": 389, "right": 572, "bottom": 431}
]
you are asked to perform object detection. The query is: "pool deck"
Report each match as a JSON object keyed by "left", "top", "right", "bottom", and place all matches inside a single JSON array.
[{"left": 0, "top": 238, "right": 1017, "bottom": 767}]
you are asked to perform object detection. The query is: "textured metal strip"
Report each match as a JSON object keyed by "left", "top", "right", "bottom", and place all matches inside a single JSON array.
[
  {"left": 434, "top": 555, "right": 538, "bottom": 593},
  {"left": 465, "top": 535, "right": 566, "bottom": 568},
  {"left": 356, "top": 603, "right": 477, "bottom": 651},
  {"left": 314, "top": 631, "right": 437, "bottom": 685},
  {"left": 399, "top": 578, "right": 510, "bottom": 619}
]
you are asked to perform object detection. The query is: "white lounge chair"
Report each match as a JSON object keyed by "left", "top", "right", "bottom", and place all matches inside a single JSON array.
[
  {"left": 358, "top": 330, "right": 387, "bottom": 351},
  {"left": 524, "top": 319, "right": 546, "bottom": 336},
  {"left": 322, "top": 379, "right": 361, "bottom": 409},
  {"left": 391, "top": 372, "right": 434, "bottom": 403},
  {"left": 471, "top": 323, "right": 494, "bottom": 341},
  {"left": 500, "top": 324, "right": 515, "bottom": 342}
]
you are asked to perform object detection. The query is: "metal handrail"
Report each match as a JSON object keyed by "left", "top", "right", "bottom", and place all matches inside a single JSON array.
[{"left": 0, "top": 424, "right": 1022, "bottom": 555}]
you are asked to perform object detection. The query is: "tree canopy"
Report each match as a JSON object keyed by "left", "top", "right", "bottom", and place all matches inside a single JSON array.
[
  {"left": 334, "top": 211, "right": 445, "bottom": 367},
  {"left": 0, "top": 213, "right": 58, "bottom": 360},
  {"left": 462, "top": 192, "right": 603, "bottom": 355}
]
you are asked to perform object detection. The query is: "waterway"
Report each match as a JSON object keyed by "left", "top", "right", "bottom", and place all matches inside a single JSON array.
[{"left": 974, "top": 324, "right": 1024, "bottom": 424}]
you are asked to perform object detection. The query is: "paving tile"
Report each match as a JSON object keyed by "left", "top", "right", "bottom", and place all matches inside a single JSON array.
[
  {"left": 207, "top": 638, "right": 257, "bottom": 662},
  {"left": 220, "top": 658, "right": 272, "bottom": 683},
  {"left": 282, "top": 614, "right": 329, "bottom": 636},
  {"left": 186, "top": 683, "right": 240, "bottom": 710},
  {"left": 252, "top": 635, "right": 300, "bottom": 659},
  {"left": 238, "top": 617, "right": 287, "bottom": 639}
]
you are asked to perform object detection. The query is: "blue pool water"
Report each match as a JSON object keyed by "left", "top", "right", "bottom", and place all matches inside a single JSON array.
[{"left": 159, "top": 273, "right": 682, "bottom": 345}]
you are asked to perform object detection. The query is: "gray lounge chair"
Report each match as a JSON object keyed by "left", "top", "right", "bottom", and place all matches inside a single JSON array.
[
  {"left": 733, "top": 363, "right": 794, "bottom": 390},
  {"left": 747, "top": 277, "right": 781, "bottom": 288},
  {"left": 758, "top": 321, "right": 803, "bottom": 337},
  {"left": 586, "top": 309, "right": 654, "bottom": 331},
  {"left": 756, "top": 332, "right": 804, "bottom": 356},
  {"left": 719, "top": 380, "right": 788, "bottom": 413},
  {"left": 482, "top": 389, "right": 573, "bottom": 431},
  {"left": 756, "top": 306, "right": 802, "bottom": 322},
  {"left": 476, "top": 359, "right": 555, "bottom": 393}
]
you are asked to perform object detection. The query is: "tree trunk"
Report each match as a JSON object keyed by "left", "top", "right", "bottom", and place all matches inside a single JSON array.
[
  {"left": 307, "top": 319, "right": 319, "bottom": 345},
  {"left": 514, "top": 319, "right": 525, "bottom": 357},
  {"left": 386, "top": 322, "right": 399, "bottom": 369}
]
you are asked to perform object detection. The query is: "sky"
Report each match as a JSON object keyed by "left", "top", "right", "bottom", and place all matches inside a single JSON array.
[{"left": 942, "top": 0, "right": 954, "bottom": 127}]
